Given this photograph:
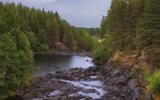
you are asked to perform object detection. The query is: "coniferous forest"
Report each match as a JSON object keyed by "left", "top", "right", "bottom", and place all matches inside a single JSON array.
[
  {"left": 99, "top": 0, "right": 160, "bottom": 98},
  {"left": 101, "top": 0, "right": 160, "bottom": 68},
  {"left": 0, "top": 2, "right": 96, "bottom": 98},
  {"left": 0, "top": 0, "right": 160, "bottom": 100}
]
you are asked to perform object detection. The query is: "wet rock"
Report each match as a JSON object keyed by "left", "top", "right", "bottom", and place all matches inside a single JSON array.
[
  {"left": 15, "top": 61, "right": 151, "bottom": 100},
  {"left": 128, "top": 79, "right": 138, "bottom": 90},
  {"left": 82, "top": 89, "right": 97, "bottom": 93},
  {"left": 16, "top": 67, "right": 106, "bottom": 100},
  {"left": 131, "top": 87, "right": 140, "bottom": 100}
]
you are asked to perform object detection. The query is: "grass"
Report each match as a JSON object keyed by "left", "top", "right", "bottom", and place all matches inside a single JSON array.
[{"left": 144, "top": 70, "right": 160, "bottom": 95}]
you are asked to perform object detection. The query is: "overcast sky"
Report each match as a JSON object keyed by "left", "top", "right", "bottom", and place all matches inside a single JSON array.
[{"left": 0, "top": 0, "right": 111, "bottom": 27}]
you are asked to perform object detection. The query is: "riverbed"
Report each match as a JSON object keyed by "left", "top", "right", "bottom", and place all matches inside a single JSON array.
[
  {"left": 20, "top": 54, "right": 106, "bottom": 100},
  {"left": 18, "top": 67, "right": 107, "bottom": 100},
  {"left": 14, "top": 53, "right": 148, "bottom": 100}
]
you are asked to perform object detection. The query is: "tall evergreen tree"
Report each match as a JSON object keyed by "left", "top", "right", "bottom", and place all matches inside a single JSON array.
[
  {"left": 102, "top": 0, "right": 128, "bottom": 52},
  {"left": 136, "top": 0, "right": 160, "bottom": 67}
]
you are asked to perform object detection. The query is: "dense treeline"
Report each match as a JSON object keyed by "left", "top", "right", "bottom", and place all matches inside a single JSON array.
[
  {"left": 77, "top": 27, "right": 100, "bottom": 36},
  {"left": 0, "top": 2, "right": 94, "bottom": 98},
  {"left": 0, "top": 2, "right": 93, "bottom": 52},
  {"left": 101, "top": 0, "right": 160, "bottom": 68},
  {"left": 100, "top": 0, "right": 160, "bottom": 96},
  {"left": 0, "top": 28, "right": 33, "bottom": 98},
  {"left": 72, "top": 27, "right": 99, "bottom": 51}
]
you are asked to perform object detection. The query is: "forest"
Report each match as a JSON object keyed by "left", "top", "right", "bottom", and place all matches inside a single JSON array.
[
  {"left": 0, "top": 0, "right": 160, "bottom": 99},
  {"left": 99, "top": 0, "right": 160, "bottom": 98},
  {"left": 0, "top": 2, "right": 97, "bottom": 99},
  {"left": 100, "top": 0, "right": 160, "bottom": 67}
]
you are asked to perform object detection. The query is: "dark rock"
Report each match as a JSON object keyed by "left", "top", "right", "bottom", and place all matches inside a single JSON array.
[
  {"left": 82, "top": 89, "right": 97, "bottom": 93},
  {"left": 15, "top": 61, "right": 151, "bottom": 100},
  {"left": 131, "top": 87, "right": 140, "bottom": 100},
  {"left": 128, "top": 79, "right": 138, "bottom": 90}
]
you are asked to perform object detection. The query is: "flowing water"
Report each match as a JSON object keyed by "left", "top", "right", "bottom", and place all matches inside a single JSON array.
[
  {"left": 59, "top": 78, "right": 106, "bottom": 99},
  {"left": 34, "top": 54, "right": 94, "bottom": 77},
  {"left": 32, "top": 54, "right": 106, "bottom": 99}
]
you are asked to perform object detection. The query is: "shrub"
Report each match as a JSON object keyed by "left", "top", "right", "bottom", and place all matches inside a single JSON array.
[
  {"left": 144, "top": 70, "right": 160, "bottom": 95},
  {"left": 90, "top": 37, "right": 99, "bottom": 51},
  {"left": 36, "top": 43, "right": 49, "bottom": 52},
  {"left": 93, "top": 44, "right": 111, "bottom": 64}
]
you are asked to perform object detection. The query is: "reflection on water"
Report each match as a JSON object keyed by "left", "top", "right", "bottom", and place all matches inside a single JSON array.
[{"left": 34, "top": 54, "right": 94, "bottom": 77}]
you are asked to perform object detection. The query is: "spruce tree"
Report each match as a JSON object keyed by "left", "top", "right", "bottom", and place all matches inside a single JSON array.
[{"left": 136, "top": 0, "right": 160, "bottom": 67}]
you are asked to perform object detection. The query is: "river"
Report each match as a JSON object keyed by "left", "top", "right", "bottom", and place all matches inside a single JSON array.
[
  {"left": 33, "top": 54, "right": 94, "bottom": 77},
  {"left": 7, "top": 54, "right": 108, "bottom": 100},
  {"left": 27, "top": 54, "right": 106, "bottom": 99},
  {"left": 8, "top": 53, "right": 145, "bottom": 100}
]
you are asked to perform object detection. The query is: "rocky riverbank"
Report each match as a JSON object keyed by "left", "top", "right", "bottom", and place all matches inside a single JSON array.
[
  {"left": 100, "top": 61, "right": 152, "bottom": 100},
  {"left": 12, "top": 60, "right": 152, "bottom": 100},
  {"left": 15, "top": 67, "right": 105, "bottom": 100}
]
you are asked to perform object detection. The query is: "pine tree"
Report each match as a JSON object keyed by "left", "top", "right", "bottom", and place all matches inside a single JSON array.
[
  {"left": 101, "top": 0, "right": 128, "bottom": 52},
  {"left": 136, "top": 0, "right": 160, "bottom": 67},
  {"left": 125, "top": 0, "right": 145, "bottom": 49}
]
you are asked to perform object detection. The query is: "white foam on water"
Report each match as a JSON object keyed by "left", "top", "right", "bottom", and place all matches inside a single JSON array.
[
  {"left": 60, "top": 78, "right": 106, "bottom": 99},
  {"left": 77, "top": 91, "right": 101, "bottom": 99},
  {"left": 48, "top": 90, "right": 60, "bottom": 96},
  {"left": 90, "top": 76, "right": 98, "bottom": 79}
]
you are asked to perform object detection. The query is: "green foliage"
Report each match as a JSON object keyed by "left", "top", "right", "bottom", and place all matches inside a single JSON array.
[
  {"left": 101, "top": 0, "right": 129, "bottom": 51},
  {"left": 26, "top": 32, "right": 36, "bottom": 50},
  {"left": 0, "top": 2, "right": 88, "bottom": 52},
  {"left": 89, "top": 37, "right": 99, "bottom": 51},
  {"left": 144, "top": 70, "right": 160, "bottom": 95},
  {"left": 0, "top": 33, "right": 17, "bottom": 99},
  {"left": 77, "top": 27, "right": 100, "bottom": 36},
  {"left": 0, "top": 2, "right": 94, "bottom": 53},
  {"left": 10, "top": 28, "right": 34, "bottom": 64},
  {"left": 136, "top": 0, "right": 160, "bottom": 67},
  {"left": 36, "top": 43, "right": 49, "bottom": 52},
  {"left": 0, "top": 2, "right": 95, "bottom": 99},
  {"left": 101, "top": 0, "right": 160, "bottom": 67},
  {"left": 73, "top": 28, "right": 94, "bottom": 51},
  {"left": 93, "top": 44, "right": 111, "bottom": 64},
  {"left": 0, "top": 30, "right": 33, "bottom": 98},
  {"left": 101, "top": 0, "right": 145, "bottom": 51}
]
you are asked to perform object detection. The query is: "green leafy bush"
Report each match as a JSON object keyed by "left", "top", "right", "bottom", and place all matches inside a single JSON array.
[
  {"left": 90, "top": 37, "right": 99, "bottom": 51},
  {"left": 93, "top": 44, "right": 111, "bottom": 64},
  {"left": 144, "top": 70, "right": 160, "bottom": 95},
  {"left": 35, "top": 43, "right": 49, "bottom": 52}
]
